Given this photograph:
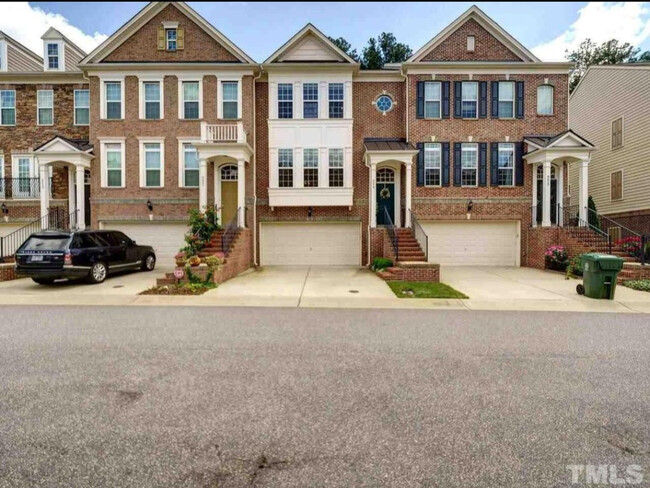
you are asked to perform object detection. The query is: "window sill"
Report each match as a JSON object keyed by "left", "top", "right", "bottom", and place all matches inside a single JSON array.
[
  {"left": 102, "top": 186, "right": 126, "bottom": 189},
  {"left": 268, "top": 187, "right": 353, "bottom": 207},
  {"left": 536, "top": 113, "right": 554, "bottom": 117}
]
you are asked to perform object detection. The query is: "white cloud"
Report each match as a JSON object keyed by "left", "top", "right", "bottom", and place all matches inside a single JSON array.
[
  {"left": 0, "top": 2, "right": 107, "bottom": 56},
  {"left": 533, "top": 2, "right": 650, "bottom": 61}
]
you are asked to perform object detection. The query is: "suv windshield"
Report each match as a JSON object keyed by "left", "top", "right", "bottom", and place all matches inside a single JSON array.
[{"left": 22, "top": 236, "right": 71, "bottom": 251}]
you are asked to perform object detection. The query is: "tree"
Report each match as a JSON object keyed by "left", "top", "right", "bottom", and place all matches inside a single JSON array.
[
  {"left": 361, "top": 33, "right": 412, "bottom": 69},
  {"left": 567, "top": 39, "right": 639, "bottom": 92},
  {"left": 636, "top": 51, "right": 650, "bottom": 62},
  {"left": 327, "top": 36, "right": 360, "bottom": 63}
]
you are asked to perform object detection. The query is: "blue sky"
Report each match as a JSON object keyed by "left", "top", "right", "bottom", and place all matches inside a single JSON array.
[{"left": 7, "top": 2, "right": 650, "bottom": 61}]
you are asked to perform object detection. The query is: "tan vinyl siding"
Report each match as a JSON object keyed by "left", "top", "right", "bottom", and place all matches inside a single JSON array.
[
  {"left": 64, "top": 44, "right": 83, "bottom": 72},
  {"left": 569, "top": 66, "right": 650, "bottom": 215},
  {"left": 6, "top": 44, "right": 42, "bottom": 72}
]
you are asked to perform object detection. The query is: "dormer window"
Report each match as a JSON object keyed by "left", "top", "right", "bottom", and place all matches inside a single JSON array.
[
  {"left": 166, "top": 29, "right": 177, "bottom": 51},
  {"left": 158, "top": 22, "right": 183, "bottom": 51},
  {"left": 467, "top": 35, "right": 475, "bottom": 52},
  {"left": 45, "top": 41, "right": 63, "bottom": 70}
]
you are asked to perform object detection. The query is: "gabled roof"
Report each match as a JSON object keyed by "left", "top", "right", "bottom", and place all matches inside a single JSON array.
[
  {"left": 41, "top": 27, "right": 87, "bottom": 59},
  {"left": 80, "top": 1, "right": 255, "bottom": 65},
  {"left": 407, "top": 5, "right": 540, "bottom": 63},
  {"left": 264, "top": 23, "right": 359, "bottom": 65},
  {"left": 364, "top": 138, "right": 416, "bottom": 152},
  {"left": 34, "top": 136, "right": 93, "bottom": 154},
  {"left": 524, "top": 130, "right": 594, "bottom": 155},
  {"left": 0, "top": 30, "right": 44, "bottom": 66}
]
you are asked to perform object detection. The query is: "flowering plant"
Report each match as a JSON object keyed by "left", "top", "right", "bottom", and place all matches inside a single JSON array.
[
  {"left": 545, "top": 245, "right": 568, "bottom": 271},
  {"left": 616, "top": 236, "right": 641, "bottom": 257}
]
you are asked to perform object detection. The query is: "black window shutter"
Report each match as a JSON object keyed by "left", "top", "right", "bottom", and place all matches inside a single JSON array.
[
  {"left": 416, "top": 82, "right": 425, "bottom": 119},
  {"left": 416, "top": 142, "right": 424, "bottom": 186},
  {"left": 479, "top": 81, "right": 488, "bottom": 118},
  {"left": 490, "top": 142, "right": 499, "bottom": 186},
  {"left": 516, "top": 81, "right": 524, "bottom": 119},
  {"left": 453, "top": 81, "right": 462, "bottom": 118},
  {"left": 491, "top": 81, "right": 499, "bottom": 118},
  {"left": 442, "top": 142, "right": 450, "bottom": 186},
  {"left": 453, "top": 142, "right": 462, "bottom": 186},
  {"left": 515, "top": 141, "right": 525, "bottom": 186},
  {"left": 442, "top": 81, "right": 450, "bottom": 119},
  {"left": 479, "top": 142, "right": 487, "bottom": 186}
]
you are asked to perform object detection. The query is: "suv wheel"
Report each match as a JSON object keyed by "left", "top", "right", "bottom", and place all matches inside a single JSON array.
[
  {"left": 142, "top": 254, "right": 156, "bottom": 272},
  {"left": 88, "top": 262, "right": 108, "bottom": 284}
]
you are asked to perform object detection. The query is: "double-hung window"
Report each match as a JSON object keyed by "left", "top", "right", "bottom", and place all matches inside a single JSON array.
[
  {"left": 424, "top": 143, "right": 441, "bottom": 186},
  {"left": 303, "top": 148, "right": 319, "bottom": 187},
  {"left": 143, "top": 82, "right": 161, "bottom": 120},
  {"left": 424, "top": 82, "right": 441, "bottom": 119},
  {"left": 182, "top": 81, "right": 200, "bottom": 119},
  {"left": 498, "top": 143, "right": 514, "bottom": 186},
  {"left": 0, "top": 90, "right": 16, "bottom": 125},
  {"left": 303, "top": 83, "right": 318, "bottom": 119},
  {"left": 537, "top": 85, "right": 553, "bottom": 115},
  {"left": 166, "top": 28, "right": 177, "bottom": 51},
  {"left": 105, "top": 143, "right": 123, "bottom": 188},
  {"left": 46, "top": 43, "right": 60, "bottom": 70},
  {"left": 105, "top": 82, "right": 122, "bottom": 120},
  {"left": 15, "top": 157, "right": 33, "bottom": 196},
  {"left": 278, "top": 83, "right": 293, "bottom": 119},
  {"left": 328, "top": 149, "right": 344, "bottom": 187},
  {"left": 461, "top": 143, "right": 478, "bottom": 187},
  {"left": 498, "top": 81, "right": 515, "bottom": 118},
  {"left": 143, "top": 143, "right": 162, "bottom": 187},
  {"left": 461, "top": 82, "right": 478, "bottom": 118},
  {"left": 74, "top": 90, "right": 89, "bottom": 125},
  {"left": 278, "top": 148, "right": 293, "bottom": 187},
  {"left": 37, "top": 90, "right": 53, "bottom": 125},
  {"left": 182, "top": 143, "right": 199, "bottom": 187},
  {"left": 222, "top": 81, "right": 238, "bottom": 119},
  {"left": 328, "top": 83, "right": 344, "bottom": 118}
]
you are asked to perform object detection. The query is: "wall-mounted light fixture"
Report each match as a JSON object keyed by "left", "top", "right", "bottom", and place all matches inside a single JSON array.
[
  {"left": 146, "top": 199, "right": 154, "bottom": 221},
  {"left": 308, "top": 206, "right": 313, "bottom": 219},
  {"left": 466, "top": 200, "right": 473, "bottom": 220},
  {"left": 1, "top": 203, "right": 8, "bottom": 222}
]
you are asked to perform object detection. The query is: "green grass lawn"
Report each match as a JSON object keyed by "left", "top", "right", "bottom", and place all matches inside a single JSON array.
[{"left": 388, "top": 281, "right": 468, "bottom": 299}]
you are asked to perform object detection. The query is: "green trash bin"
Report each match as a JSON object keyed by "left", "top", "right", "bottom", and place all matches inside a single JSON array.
[{"left": 577, "top": 253, "right": 625, "bottom": 300}]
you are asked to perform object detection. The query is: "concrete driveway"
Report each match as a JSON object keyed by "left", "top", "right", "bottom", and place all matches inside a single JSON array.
[{"left": 203, "top": 266, "right": 395, "bottom": 307}]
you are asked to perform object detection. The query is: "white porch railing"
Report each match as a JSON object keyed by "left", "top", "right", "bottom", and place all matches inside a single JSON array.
[{"left": 201, "top": 122, "right": 247, "bottom": 144}]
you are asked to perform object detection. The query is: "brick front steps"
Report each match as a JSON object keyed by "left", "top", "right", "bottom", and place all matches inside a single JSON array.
[
  {"left": 393, "top": 228, "right": 427, "bottom": 262},
  {"left": 617, "top": 262, "right": 650, "bottom": 284},
  {"left": 0, "top": 263, "right": 20, "bottom": 282},
  {"left": 377, "top": 262, "right": 440, "bottom": 282}
]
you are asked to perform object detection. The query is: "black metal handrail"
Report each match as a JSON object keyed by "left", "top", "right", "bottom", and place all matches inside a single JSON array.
[
  {"left": 587, "top": 207, "right": 647, "bottom": 265},
  {"left": 409, "top": 209, "right": 428, "bottom": 261},
  {"left": 559, "top": 204, "right": 612, "bottom": 254},
  {"left": 384, "top": 207, "right": 398, "bottom": 262},
  {"left": 221, "top": 207, "right": 241, "bottom": 256},
  {"left": 0, "top": 177, "right": 52, "bottom": 199}
]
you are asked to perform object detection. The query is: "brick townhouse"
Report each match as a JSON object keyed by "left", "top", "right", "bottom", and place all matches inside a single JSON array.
[{"left": 1, "top": 1, "right": 600, "bottom": 273}]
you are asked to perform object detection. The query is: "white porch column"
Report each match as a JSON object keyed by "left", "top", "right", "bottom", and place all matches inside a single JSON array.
[
  {"left": 39, "top": 164, "right": 49, "bottom": 225},
  {"left": 578, "top": 159, "right": 589, "bottom": 225},
  {"left": 531, "top": 164, "right": 538, "bottom": 227},
  {"left": 199, "top": 158, "right": 208, "bottom": 212},
  {"left": 75, "top": 167, "right": 85, "bottom": 230},
  {"left": 214, "top": 164, "right": 221, "bottom": 224},
  {"left": 369, "top": 163, "right": 377, "bottom": 228},
  {"left": 68, "top": 167, "right": 76, "bottom": 228},
  {"left": 542, "top": 160, "right": 552, "bottom": 227},
  {"left": 237, "top": 158, "right": 246, "bottom": 227},
  {"left": 557, "top": 163, "right": 564, "bottom": 227},
  {"left": 404, "top": 163, "right": 412, "bottom": 227}
]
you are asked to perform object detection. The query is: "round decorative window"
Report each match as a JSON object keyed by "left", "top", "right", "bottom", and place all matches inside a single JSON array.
[{"left": 375, "top": 94, "right": 394, "bottom": 114}]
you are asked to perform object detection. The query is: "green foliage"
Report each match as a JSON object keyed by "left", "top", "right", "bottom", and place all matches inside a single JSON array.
[
  {"left": 327, "top": 36, "right": 360, "bottom": 62},
  {"left": 638, "top": 51, "right": 650, "bottom": 62},
  {"left": 622, "top": 280, "right": 650, "bottom": 292},
  {"left": 180, "top": 207, "right": 221, "bottom": 256},
  {"left": 372, "top": 257, "right": 393, "bottom": 271},
  {"left": 566, "top": 254, "right": 584, "bottom": 279},
  {"left": 327, "top": 33, "right": 412, "bottom": 70},
  {"left": 567, "top": 39, "right": 643, "bottom": 92},
  {"left": 588, "top": 195, "right": 601, "bottom": 230},
  {"left": 388, "top": 282, "right": 469, "bottom": 299}
]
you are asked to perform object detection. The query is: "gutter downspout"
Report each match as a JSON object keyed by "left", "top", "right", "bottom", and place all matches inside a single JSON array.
[{"left": 252, "top": 66, "right": 264, "bottom": 266}]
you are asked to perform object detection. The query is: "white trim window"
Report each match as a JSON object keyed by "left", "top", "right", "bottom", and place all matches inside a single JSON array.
[
  {"left": 74, "top": 89, "right": 90, "bottom": 126},
  {"left": 181, "top": 81, "right": 200, "bottom": 120},
  {"left": 1, "top": 90, "right": 16, "bottom": 125},
  {"left": 498, "top": 81, "right": 515, "bottom": 119},
  {"left": 101, "top": 141, "right": 125, "bottom": 188},
  {"left": 0, "top": 40, "right": 7, "bottom": 72},
  {"left": 328, "top": 83, "right": 344, "bottom": 119},
  {"left": 424, "top": 143, "right": 441, "bottom": 186},
  {"left": 461, "top": 81, "right": 478, "bottom": 119},
  {"left": 221, "top": 81, "right": 238, "bottom": 120},
  {"left": 467, "top": 35, "right": 476, "bottom": 52},
  {"left": 143, "top": 81, "right": 161, "bottom": 120},
  {"left": 37, "top": 90, "right": 54, "bottom": 125},
  {"left": 498, "top": 143, "right": 515, "bottom": 186},
  {"left": 537, "top": 85, "right": 553, "bottom": 115},
  {"left": 166, "top": 28, "right": 177, "bottom": 51},
  {"left": 181, "top": 143, "right": 199, "bottom": 188},
  {"left": 278, "top": 148, "right": 293, "bottom": 187},
  {"left": 105, "top": 81, "right": 123, "bottom": 120},
  {"left": 140, "top": 141, "right": 164, "bottom": 188},
  {"left": 303, "top": 148, "right": 319, "bottom": 188},
  {"left": 303, "top": 83, "right": 318, "bottom": 119},
  {"left": 328, "top": 148, "right": 344, "bottom": 187},
  {"left": 44, "top": 41, "right": 63, "bottom": 71},
  {"left": 424, "top": 82, "right": 441, "bottom": 119},
  {"left": 461, "top": 143, "right": 478, "bottom": 187},
  {"left": 12, "top": 156, "right": 35, "bottom": 197},
  {"left": 278, "top": 83, "right": 293, "bottom": 119}
]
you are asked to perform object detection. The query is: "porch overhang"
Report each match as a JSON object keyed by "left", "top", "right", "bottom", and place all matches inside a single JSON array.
[
  {"left": 523, "top": 129, "right": 594, "bottom": 165},
  {"left": 363, "top": 139, "right": 418, "bottom": 167},
  {"left": 33, "top": 136, "right": 93, "bottom": 168},
  {"left": 191, "top": 142, "right": 253, "bottom": 163}
]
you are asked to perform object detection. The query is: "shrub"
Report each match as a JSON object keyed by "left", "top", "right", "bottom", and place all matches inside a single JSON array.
[
  {"left": 566, "top": 254, "right": 584, "bottom": 278},
  {"left": 372, "top": 257, "right": 393, "bottom": 271},
  {"left": 588, "top": 196, "right": 601, "bottom": 230},
  {"left": 545, "top": 245, "right": 568, "bottom": 271},
  {"left": 623, "top": 280, "right": 650, "bottom": 292},
  {"left": 180, "top": 208, "right": 221, "bottom": 256},
  {"left": 616, "top": 236, "right": 642, "bottom": 258}
]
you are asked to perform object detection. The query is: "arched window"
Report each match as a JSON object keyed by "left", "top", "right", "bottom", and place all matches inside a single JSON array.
[
  {"left": 377, "top": 168, "right": 395, "bottom": 183},
  {"left": 221, "top": 165, "right": 238, "bottom": 181},
  {"left": 537, "top": 85, "right": 554, "bottom": 115}
]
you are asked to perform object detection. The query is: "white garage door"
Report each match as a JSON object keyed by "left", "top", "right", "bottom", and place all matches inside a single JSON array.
[
  {"left": 99, "top": 222, "right": 187, "bottom": 265},
  {"left": 261, "top": 222, "right": 361, "bottom": 266},
  {"left": 422, "top": 221, "right": 519, "bottom": 266},
  {"left": 0, "top": 223, "right": 24, "bottom": 238}
]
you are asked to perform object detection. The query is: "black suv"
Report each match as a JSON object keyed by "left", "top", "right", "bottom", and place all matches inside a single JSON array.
[{"left": 15, "top": 230, "right": 156, "bottom": 285}]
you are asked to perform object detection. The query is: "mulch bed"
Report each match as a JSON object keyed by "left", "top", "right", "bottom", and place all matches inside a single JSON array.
[{"left": 140, "top": 284, "right": 212, "bottom": 296}]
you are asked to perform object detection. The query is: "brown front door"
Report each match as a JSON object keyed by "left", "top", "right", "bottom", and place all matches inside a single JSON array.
[{"left": 221, "top": 181, "right": 237, "bottom": 226}]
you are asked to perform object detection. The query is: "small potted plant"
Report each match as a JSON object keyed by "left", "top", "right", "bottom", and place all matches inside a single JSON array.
[
  {"left": 174, "top": 252, "right": 187, "bottom": 267},
  {"left": 187, "top": 255, "right": 201, "bottom": 267}
]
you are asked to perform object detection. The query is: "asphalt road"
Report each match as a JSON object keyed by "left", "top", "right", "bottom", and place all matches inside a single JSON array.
[{"left": 0, "top": 306, "right": 649, "bottom": 487}]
